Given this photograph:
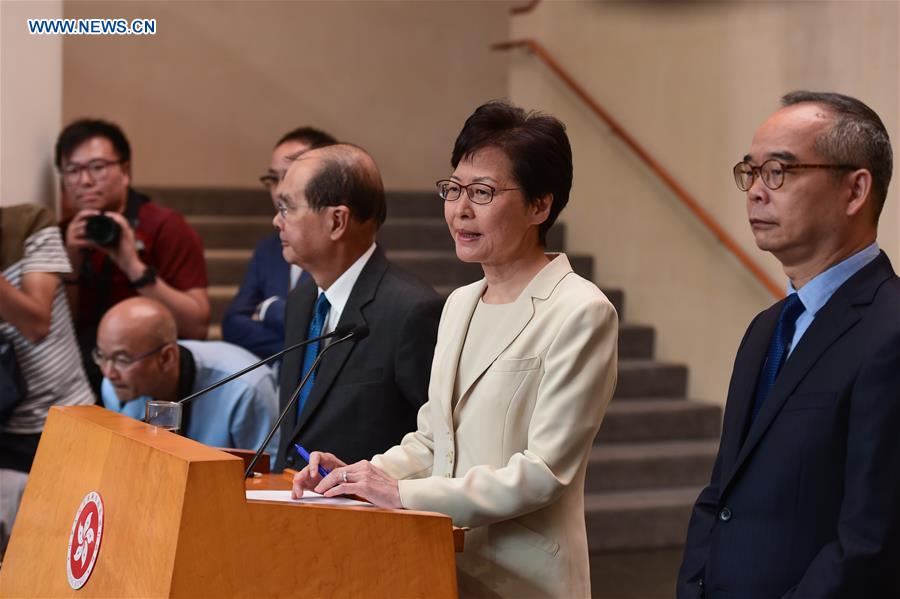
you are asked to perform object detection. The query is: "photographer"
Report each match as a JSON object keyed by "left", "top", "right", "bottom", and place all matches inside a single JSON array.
[
  {"left": 58, "top": 119, "right": 210, "bottom": 391},
  {"left": 1, "top": 203, "right": 93, "bottom": 558}
]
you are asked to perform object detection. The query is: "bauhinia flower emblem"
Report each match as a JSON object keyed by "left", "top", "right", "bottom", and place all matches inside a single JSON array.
[{"left": 74, "top": 512, "right": 95, "bottom": 567}]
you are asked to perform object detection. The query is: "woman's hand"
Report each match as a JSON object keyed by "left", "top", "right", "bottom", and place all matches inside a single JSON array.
[
  {"left": 298, "top": 458, "right": 403, "bottom": 510},
  {"left": 291, "top": 451, "right": 347, "bottom": 498}
]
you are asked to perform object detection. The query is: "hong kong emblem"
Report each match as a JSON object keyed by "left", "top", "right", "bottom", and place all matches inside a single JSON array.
[{"left": 66, "top": 491, "right": 104, "bottom": 590}]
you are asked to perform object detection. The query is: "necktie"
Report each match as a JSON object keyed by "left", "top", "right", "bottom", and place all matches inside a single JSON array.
[
  {"left": 751, "top": 293, "right": 805, "bottom": 421},
  {"left": 297, "top": 293, "right": 331, "bottom": 419}
]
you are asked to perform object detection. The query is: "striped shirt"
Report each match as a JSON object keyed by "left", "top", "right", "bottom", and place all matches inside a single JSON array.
[{"left": 1, "top": 204, "right": 94, "bottom": 434}]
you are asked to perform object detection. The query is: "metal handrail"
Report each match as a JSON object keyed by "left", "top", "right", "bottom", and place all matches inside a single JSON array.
[{"left": 492, "top": 38, "right": 782, "bottom": 299}]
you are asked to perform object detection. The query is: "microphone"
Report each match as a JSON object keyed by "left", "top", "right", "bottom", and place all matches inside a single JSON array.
[
  {"left": 176, "top": 324, "right": 354, "bottom": 406},
  {"left": 243, "top": 324, "right": 369, "bottom": 478}
]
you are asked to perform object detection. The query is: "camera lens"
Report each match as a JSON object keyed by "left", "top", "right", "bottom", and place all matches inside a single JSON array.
[{"left": 84, "top": 214, "right": 121, "bottom": 247}]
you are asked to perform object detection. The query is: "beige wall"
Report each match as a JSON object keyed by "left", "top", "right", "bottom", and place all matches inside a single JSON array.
[
  {"left": 1, "top": 0, "right": 63, "bottom": 209},
  {"left": 62, "top": 0, "right": 512, "bottom": 190},
  {"left": 510, "top": 1, "right": 899, "bottom": 405}
]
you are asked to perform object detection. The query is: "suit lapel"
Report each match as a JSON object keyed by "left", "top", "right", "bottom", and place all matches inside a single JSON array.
[
  {"left": 435, "top": 280, "right": 485, "bottom": 421},
  {"left": 718, "top": 306, "right": 779, "bottom": 479},
  {"left": 290, "top": 248, "right": 388, "bottom": 437},
  {"left": 722, "top": 252, "right": 893, "bottom": 494},
  {"left": 452, "top": 254, "right": 573, "bottom": 410}
]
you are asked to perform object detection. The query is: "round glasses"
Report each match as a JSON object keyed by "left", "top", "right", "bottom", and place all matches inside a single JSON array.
[
  {"left": 436, "top": 179, "right": 520, "bottom": 205},
  {"left": 92, "top": 343, "right": 169, "bottom": 371},
  {"left": 60, "top": 159, "right": 124, "bottom": 184},
  {"left": 733, "top": 159, "right": 857, "bottom": 191}
]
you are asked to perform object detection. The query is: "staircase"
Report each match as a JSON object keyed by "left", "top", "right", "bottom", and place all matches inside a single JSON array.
[{"left": 149, "top": 186, "right": 721, "bottom": 563}]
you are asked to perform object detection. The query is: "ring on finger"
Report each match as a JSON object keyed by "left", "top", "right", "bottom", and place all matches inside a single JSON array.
[{"left": 342, "top": 471, "right": 348, "bottom": 483}]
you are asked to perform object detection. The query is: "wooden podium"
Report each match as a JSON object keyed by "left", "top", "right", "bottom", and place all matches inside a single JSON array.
[{"left": 0, "top": 406, "right": 458, "bottom": 597}]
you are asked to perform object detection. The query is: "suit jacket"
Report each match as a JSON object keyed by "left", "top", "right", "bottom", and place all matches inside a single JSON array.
[
  {"left": 678, "top": 252, "right": 900, "bottom": 599},
  {"left": 222, "top": 233, "right": 293, "bottom": 359},
  {"left": 372, "top": 254, "right": 618, "bottom": 598},
  {"left": 275, "top": 247, "right": 443, "bottom": 470}
]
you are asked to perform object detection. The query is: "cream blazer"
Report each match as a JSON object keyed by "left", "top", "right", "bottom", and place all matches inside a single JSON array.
[{"left": 372, "top": 254, "right": 618, "bottom": 598}]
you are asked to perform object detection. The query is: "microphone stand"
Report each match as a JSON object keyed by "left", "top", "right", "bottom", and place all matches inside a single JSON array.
[
  {"left": 243, "top": 328, "right": 360, "bottom": 479},
  {"left": 176, "top": 325, "right": 351, "bottom": 406}
]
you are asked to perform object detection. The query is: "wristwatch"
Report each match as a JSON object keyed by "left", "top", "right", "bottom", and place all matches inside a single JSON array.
[{"left": 130, "top": 265, "right": 158, "bottom": 289}]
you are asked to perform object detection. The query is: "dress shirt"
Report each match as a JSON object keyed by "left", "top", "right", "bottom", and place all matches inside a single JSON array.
[
  {"left": 318, "top": 242, "right": 377, "bottom": 335},
  {"left": 787, "top": 241, "right": 880, "bottom": 356}
]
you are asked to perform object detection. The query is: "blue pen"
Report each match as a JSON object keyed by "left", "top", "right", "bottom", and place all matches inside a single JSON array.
[{"left": 294, "top": 444, "right": 331, "bottom": 478}]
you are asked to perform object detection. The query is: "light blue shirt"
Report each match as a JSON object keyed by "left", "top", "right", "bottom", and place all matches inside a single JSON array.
[
  {"left": 787, "top": 242, "right": 881, "bottom": 356},
  {"left": 102, "top": 340, "right": 280, "bottom": 457}
]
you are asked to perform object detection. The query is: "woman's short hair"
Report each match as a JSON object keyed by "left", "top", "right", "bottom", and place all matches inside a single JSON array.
[{"left": 451, "top": 100, "right": 573, "bottom": 246}]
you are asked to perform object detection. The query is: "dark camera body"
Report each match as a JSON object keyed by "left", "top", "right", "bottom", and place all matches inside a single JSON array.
[{"left": 84, "top": 214, "right": 121, "bottom": 247}]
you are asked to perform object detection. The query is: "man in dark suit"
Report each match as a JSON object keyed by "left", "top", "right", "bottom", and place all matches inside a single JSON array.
[
  {"left": 271, "top": 143, "right": 443, "bottom": 471},
  {"left": 222, "top": 127, "right": 336, "bottom": 359},
  {"left": 678, "top": 91, "right": 899, "bottom": 598}
]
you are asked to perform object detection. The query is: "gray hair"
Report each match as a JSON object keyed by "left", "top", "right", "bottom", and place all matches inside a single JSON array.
[{"left": 782, "top": 91, "right": 892, "bottom": 222}]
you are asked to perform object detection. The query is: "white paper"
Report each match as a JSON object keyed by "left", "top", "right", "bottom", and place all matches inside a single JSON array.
[{"left": 246, "top": 489, "right": 373, "bottom": 508}]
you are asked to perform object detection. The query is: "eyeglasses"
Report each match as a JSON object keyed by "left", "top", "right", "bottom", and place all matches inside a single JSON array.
[
  {"left": 60, "top": 159, "right": 124, "bottom": 184},
  {"left": 92, "top": 343, "right": 169, "bottom": 371},
  {"left": 259, "top": 173, "right": 279, "bottom": 190},
  {"left": 733, "top": 159, "right": 857, "bottom": 191},
  {"left": 436, "top": 179, "right": 520, "bottom": 205}
]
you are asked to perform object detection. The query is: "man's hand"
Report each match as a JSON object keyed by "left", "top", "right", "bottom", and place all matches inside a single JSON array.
[
  {"left": 291, "top": 451, "right": 347, "bottom": 497},
  {"left": 65, "top": 209, "right": 145, "bottom": 281},
  {"left": 91, "top": 210, "right": 144, "bottom": 281}
]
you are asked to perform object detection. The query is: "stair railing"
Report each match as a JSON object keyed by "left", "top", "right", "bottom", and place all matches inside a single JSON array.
[{"left": 492, "top": 38, "right": 783, "bottom": 299}]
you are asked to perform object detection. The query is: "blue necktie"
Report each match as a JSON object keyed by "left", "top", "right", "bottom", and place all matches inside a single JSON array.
[
  {"left": 751, "top": 293, "right": 805, "bottom": 421},
  {"left": 297, "top": 293, "right": 331, "bottom": 420}
]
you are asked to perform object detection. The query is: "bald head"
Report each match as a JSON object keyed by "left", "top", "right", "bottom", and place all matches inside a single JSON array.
[
  {"left": 297, "top": 143, "right": 386, "bottom": 226},
  {"left": 99, "top": 297, "right": 177, "bottom": 350}
]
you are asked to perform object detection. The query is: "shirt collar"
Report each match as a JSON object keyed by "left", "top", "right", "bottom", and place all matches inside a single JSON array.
[
  {"left": 318, "top": 242, "right": 377, "bottom": 318},
  {"left": 789, "top": 241, "right": 880, "bottom": 316}
]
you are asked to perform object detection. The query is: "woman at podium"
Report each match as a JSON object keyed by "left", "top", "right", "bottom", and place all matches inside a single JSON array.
[{"left": 293, "top": 100, "right": 618, "bottom": 598}]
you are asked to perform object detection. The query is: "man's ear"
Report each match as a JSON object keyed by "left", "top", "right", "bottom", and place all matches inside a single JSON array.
[
  {"left": 158, "top": 342, "right": 179, "bottom": 370},
  {"left": 120, "top": 161, "right": 132, "bottom": 185},
  {"left": 329, "top": 205, "right": 352, "bottom": 240},
  {"left": 845, "top": 168, "right": 873, "bottom": 218}
]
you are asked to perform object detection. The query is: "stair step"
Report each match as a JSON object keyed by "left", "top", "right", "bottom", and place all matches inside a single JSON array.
[
  {"left": 188, "top": 215, "right": 566, "bottom": 252},
  {"left": 585, "top": 487, "right": 700, "bottom": 551},
  {"left": 596, "top": 399, "right": 721, "bottom": 444},
  {"left": 618, "top": 324, "right": 653, "bottom": 359},
  {"left": 206, "top": 285, "right": 637, "bottom": 351},
  {"left": 151, "top": 187, "right": 441, "bottom": 218},
  {"left": 586, "top": 440, "right": 717, "bottom": 493},
  {"left": 615, "top": 360, "right": 687, "bottom": 398},
  {"left": 204, "top": 248, "right": 594, "bottom": 291}
]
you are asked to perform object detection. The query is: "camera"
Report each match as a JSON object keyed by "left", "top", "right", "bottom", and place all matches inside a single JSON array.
[{"left": 83, "top": 214, "right": 121, "bottom": 247}]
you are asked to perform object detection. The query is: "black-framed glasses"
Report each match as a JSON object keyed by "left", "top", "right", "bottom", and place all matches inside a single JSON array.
[
  {"left": 60, "top": 159, "right": 124, "bottom": 184},
  {"left": 436, "top": 179, "right": 520, "bottom": 205},
  {"left": 91, "top": 343, "right": 169, "bottom": 371},
  {"left": 733, "top": 159, "right": 857, "bottom": 191}
]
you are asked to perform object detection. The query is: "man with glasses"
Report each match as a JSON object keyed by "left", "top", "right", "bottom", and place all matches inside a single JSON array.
[
  {"left": 96, "top": 297, "right": 278, "bottom": 455},
  {"left": 678, "top": 92, "right": 899, "bottom": 598},
  {"left": 272, "top": 143, "right": 442, "bottom": 472},
  {"left": 222, "top": 127, "right": 336, "bottom": 360},
  {"left": 57, "top": 119, "right": 209, "bottom": 393}
]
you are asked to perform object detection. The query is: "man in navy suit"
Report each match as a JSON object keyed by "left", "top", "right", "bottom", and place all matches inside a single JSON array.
[
  {"left": 678, "top": 92, "right": 899, "bottom": 598},
  {"left": 221, "top": 127, "right": 336, "bottom": 359}
]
